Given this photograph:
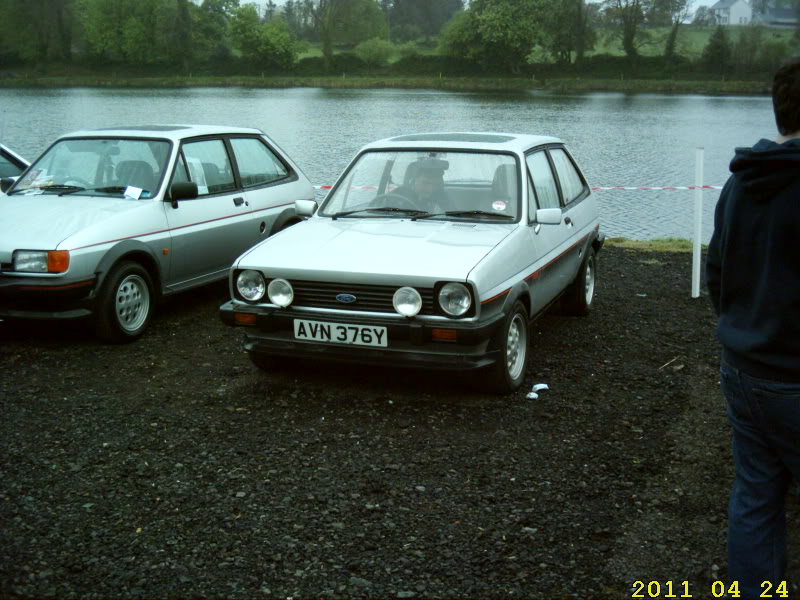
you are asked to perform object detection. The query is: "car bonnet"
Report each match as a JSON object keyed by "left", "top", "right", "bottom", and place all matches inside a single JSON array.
[
  {"left": 238, "top": 217, "right": 515, "bottom": 283},
  {"left": 0, "top": 194, "right": 154, "bottom": 261}
]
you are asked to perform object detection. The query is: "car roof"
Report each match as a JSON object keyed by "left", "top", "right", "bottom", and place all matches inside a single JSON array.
[
  {"left": 362, "top": 132, "right": 563, "bottom": 153},
  {"left": 58, "top": 124, "right": 264, "bottom": 141}
]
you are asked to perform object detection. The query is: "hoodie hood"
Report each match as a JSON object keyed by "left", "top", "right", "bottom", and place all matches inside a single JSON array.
[{"left": 730, "top": 137, "right": 800, "bottom": 198}]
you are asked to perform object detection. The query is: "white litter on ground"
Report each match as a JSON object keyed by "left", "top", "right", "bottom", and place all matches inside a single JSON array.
[{"left": 526, "top": 383, "right": 549, "bottom": 399}]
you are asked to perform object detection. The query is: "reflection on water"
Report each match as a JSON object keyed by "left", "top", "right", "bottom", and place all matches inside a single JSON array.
[{"left": 0, "top": 87, "right": 773, "bottom": 241}]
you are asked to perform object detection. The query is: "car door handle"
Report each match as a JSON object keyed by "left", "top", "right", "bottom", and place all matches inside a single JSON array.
[{"left": 233, "top": 197, "right": 245, "bottom": 206}]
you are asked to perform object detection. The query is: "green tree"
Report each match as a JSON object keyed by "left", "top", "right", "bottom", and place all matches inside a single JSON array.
[
  {"left": 692, "top": 6, "right": 713, "bottom": 25},
  {"left": 307, "top": 0, "right": 388, "bottom": 70},
  {"left": 194, "top": 0, "right": 239, "bottom": 62},
  {"left": 282, "top": 0, "right": 302, "bottom": 36},
  {"left": 702, "top": 24, "right": 731, "bottom": 75},
  {"left": 603, "top": 0, "right": 649, "bottom": 60},
  {"left": 265, "top": 0, "right": 277, "bottom": 21},
  {"left": 232, "top": 5, "right": 299, "bottom": 69},
  {"left": 389, "top": 0, "right": 463, "bottom": 41},
  {"left": 0, "top": 0, "right": 75, "bottom": 63},
  {"left": 173, "top": 0, "right": 193, "bottom": 70},
  {"left": 536, "top": 0, "right": 595, "bottom": 64},
  {"left": 656, "top": 0, "right": 691, "bottom": 60},
  {"left": 440, "top": 0, "right": 545, "bottom": 73},
  {"left": 354, "top": 37, "right": 395, "bottom": 66},
  {"left": 731, "top": 25, "right": 764, "bottom": 75},
  {"left": 231, "top": 3, "right": 263, "bottom": 57},
  {"left": 77, "top": 0, "right": 187, "bottom": 66}
]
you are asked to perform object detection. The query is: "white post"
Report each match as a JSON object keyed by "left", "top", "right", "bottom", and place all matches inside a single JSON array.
[{"left": 691, "top": 147, "right": 704, "bottom": 298}]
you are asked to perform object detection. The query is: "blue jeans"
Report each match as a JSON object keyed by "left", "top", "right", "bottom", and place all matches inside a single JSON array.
[{"left": 721, "top": 361, "right": 800, "bottom": 599}]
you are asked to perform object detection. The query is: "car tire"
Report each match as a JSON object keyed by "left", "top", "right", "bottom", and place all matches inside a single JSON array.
[
  {"left": 561, "top": 248, "right": 596, "bottom": 316},
  {"left": 95, "top": 261, "right": 154, "bottom": 343},
  {"left": 485, "top": 300, "right": 529, "bottom": 394}
]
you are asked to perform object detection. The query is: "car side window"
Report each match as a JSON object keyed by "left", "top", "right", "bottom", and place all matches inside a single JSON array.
[
  {"left": 549, "top": 148, "right": 587, "bottom": 205},
  {"left": 230, "top": 138, "right": 289, "bottom": 188},
  {"left": 525, "top": 151, "right": 560, "bottom": 210},
  {"left": 180, "top": 139, "right": 236, "bottom": 196}
]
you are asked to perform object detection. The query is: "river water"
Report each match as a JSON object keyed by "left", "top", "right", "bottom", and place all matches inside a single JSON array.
[{"left": 0, "top": 87, "right": 775, "bottom": 241}]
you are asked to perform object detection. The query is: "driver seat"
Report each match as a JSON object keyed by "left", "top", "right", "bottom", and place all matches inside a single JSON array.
[
  {"left": 491, "top": 164, "right": 517, "bottom": 200},
  {"left": 116, "top": 160, "right": 156, "bottom": 192}
]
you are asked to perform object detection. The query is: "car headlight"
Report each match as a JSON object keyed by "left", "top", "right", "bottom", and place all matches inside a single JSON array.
[
  {"left": 236, "top": 270, "right": 266, "bottom": 302},
  {"left": 439, "top": 282, "right": 472, "bottom": 317},
  {"left": 268, "top": 278, "right": 294, "bottom": 307},
  {"left": 393, "top": 286, "right": 422, "bottom": 317},
  {"left": 13, "top": 250, "right": 70, "bottom": 273}
]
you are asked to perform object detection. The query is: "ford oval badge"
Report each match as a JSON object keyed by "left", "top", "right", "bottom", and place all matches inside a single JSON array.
[{"left": 336, "top": 293, "right": 357, "bottom": 304}]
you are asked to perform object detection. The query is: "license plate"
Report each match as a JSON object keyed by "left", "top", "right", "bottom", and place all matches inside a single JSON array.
[{"left": 293, "top": 319, "right": 388, "bottom": 347}]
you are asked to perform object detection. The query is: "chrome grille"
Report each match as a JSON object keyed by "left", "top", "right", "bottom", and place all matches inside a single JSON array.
[{"left": 288, "top": 280, "right": 436, "bottom": 314}]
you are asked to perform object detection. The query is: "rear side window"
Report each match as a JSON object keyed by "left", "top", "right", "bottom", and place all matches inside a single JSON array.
[
  {"left": 230, "top": 138, "right": 288, "bottom": 188},
  {"left": 526, "top": 151, "right": 560, "bottom": 210},
  {"left": 550, "top": 148, "right": 587, "bottom": 204},
  {"left": 180, "top": 139, "right": 236, "bottom": 196}
]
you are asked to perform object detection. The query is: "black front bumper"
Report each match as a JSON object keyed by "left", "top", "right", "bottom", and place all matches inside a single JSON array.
[
  {"left": 219, "top": 301, "right": 505, "bottom": 371},
  {"left": 0, "top": 276, "right": 97, "bottom": 320}
]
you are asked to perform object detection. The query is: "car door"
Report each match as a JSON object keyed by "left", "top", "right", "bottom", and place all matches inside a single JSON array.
[
  {"left": 548, "top": 147, "right": 594, "bottom": 281},
  {"left": 524, "top": 148, "right": 576, "bottom": 312},
  {"left": 228, "top": 136, "right": 298, "bottom": 243},
  {"left": 163, "top": 137, "right": 254, "bottom": 289}
]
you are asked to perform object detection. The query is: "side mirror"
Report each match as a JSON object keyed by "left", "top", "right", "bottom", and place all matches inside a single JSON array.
[
  {"left": 535, "top": 208, "right": 563, "bottom": 225},
  {"left": 0, "top": 177, "right": 14, "bottom": 193},
  {"left": 295, "top": 199, "right": 318, "bottom": 217},
  {"left": 167, "top": 182, "right": 198, "bottom": 208}
]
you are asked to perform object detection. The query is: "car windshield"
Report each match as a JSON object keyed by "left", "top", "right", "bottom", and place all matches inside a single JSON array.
[
  {"left": 320, "top": 150, "right": 520, "bottom": 221},
  {"left": 9, "top": 138, "right": 170, "bottom": 199}
]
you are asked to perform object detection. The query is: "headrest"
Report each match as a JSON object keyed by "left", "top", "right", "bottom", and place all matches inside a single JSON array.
[{"left": 492, "top": 164, "right": 517, "bottom": 199}]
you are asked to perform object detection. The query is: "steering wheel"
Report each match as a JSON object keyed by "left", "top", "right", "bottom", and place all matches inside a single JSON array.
[
  {"left": 371, "top": 192, "right": 423, "bottom": 212},
  {"left": 62, "top": 178, "right": 92, "bottom": 189}
]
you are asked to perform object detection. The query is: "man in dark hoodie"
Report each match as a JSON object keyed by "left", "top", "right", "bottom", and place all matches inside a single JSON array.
[{"left": 706, "top": 58, "right": 800, "bottom": 598}]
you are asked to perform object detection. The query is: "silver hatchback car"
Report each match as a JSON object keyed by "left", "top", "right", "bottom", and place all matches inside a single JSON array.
[
  {"left": 220, "top": 132, "right": 604, "bottom": 392},
  {"left": 0, "top": 125, "right": 314, "bottom": 341}
]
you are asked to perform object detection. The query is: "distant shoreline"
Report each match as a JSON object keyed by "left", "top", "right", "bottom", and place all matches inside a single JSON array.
[{"left": 0, "top": 75, "right": 771, "bottom": 96}]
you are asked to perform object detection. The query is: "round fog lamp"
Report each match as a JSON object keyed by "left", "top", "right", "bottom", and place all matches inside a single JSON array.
[
  {"left": 268, "top": 278, "right": 294, "bottom": 307},
  {"left": 237, "top": 270, "right": 266, "bottom": 302},
  {"left": 439, "top": 282, "right": 472, "bottom": 317},
  {"left": 393, "top": 286, "right": 422, "bottom": 317}
]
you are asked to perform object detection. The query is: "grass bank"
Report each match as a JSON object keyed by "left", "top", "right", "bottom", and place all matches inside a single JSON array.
[
  {"left": 606, "top": 237, "right": 705, "bottom": 252},
  {"left": 0, "top": 74, "right": 770, "bottom": 95}
]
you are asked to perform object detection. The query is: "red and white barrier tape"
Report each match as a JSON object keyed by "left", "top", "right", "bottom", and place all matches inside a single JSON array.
[
  {"left": 589, "top": 185, "right": 723, "bottom": 191},
  {"left": 313, "top": 184, "right": 724, "bottom": 191}
]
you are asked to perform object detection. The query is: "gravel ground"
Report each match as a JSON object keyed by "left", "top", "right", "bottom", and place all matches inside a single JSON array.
[{"left": 1, "top": 246, "right": 798, "bottom": 599}]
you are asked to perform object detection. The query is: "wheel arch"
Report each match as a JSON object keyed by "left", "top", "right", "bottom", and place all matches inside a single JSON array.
[
  {"left": 268, "top": 207, "right": 301, "bottom": 236},
  {"left": 94, "top": 241, "right": 163, "bottom": 299},
  {"left": 498, "top": 280, "right": 532, "bottom": 321}
]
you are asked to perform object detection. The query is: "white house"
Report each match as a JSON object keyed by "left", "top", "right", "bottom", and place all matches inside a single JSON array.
[{"left": 709, "top": 0, "right": 752, "bottom": 25}]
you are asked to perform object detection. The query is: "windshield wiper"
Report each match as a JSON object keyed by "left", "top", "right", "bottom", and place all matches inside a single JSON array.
[
  {"left": 59, "top": 186, "right": 130, "bottom": 196},
  {"left": 10, "top": 184, "right": 83, "bottom": 195},
  {"left": 331, "top": 206, "right": 427, "bottom": 220},
  {"left": 412, "top": 210, "right": 516, "bottom": 221}
]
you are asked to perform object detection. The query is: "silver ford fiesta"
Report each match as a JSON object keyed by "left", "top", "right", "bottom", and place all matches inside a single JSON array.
[
  {"left": 0, "top": 125, "right": 314, "bottom": 341},
  {"left": 220, "top": 132, "right": 604, "bottom": 393}
]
